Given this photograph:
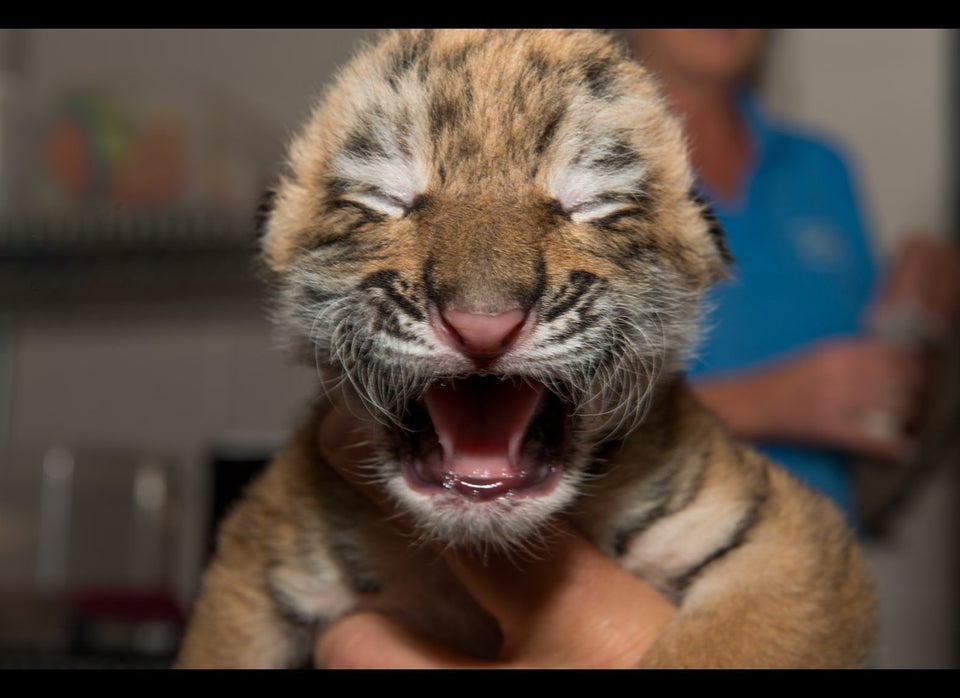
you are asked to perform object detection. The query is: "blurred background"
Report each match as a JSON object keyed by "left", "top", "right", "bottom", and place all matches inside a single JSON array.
[{"left": 0, "top": 29, "right": 955, "bottom": 668}]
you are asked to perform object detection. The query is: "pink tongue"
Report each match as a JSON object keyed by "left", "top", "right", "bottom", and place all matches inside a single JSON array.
[{"left": 423, "top": 377, "right": 544, "bottom": 480}]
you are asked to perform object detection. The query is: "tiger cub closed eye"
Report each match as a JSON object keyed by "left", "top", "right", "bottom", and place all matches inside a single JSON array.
[{"left": 177, "top": 29, "right": 875, "bottom": 668}]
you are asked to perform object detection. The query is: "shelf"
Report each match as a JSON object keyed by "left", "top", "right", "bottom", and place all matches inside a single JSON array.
[{"left": 0, "top": 211, "right": 267, "bottom": 307}]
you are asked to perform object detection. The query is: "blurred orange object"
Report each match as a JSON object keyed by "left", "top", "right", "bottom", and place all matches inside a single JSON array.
[
  {"left": 111, "top": 117, "right": 185, "bottom": 208},
  {"left": 46, "top": 120, "right": 91, "bottom": 199}
]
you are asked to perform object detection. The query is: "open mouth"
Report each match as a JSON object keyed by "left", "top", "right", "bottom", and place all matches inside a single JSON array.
[{"left": 397, "top": 375, "right": 569, "bottom": 501}]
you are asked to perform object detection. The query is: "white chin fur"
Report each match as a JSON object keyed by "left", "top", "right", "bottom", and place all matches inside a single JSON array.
[{"left": 384, "top": 472, "right": 580, "bottom": 554}]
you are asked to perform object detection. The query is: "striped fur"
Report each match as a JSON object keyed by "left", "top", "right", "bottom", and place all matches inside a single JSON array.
[{"left": 178, "top": 29, "right": 874, "bottom": 668}]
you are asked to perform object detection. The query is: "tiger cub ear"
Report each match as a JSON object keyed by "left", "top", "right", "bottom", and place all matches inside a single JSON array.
[{"left": 690, "top": 190, "right": 734, "bottom": 281}]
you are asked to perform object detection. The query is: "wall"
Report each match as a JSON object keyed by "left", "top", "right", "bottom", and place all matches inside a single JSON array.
[
  {"left": 765, "top": 29, "right": 953, "bottom": 251},
  {"left": 26, "top": 29, "right": 378, "bottom": 147},
  {"left": 0, "top": 28, "right": 375, "bottom": 610},
  {"left": 763, "top": 29, "right": 956, "bottom": 669}
]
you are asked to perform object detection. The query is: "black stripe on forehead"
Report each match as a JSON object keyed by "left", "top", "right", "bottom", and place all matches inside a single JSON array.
[
  {"left": 430, "top": 87, "right": 471, "bottom": 138},
  {"left": 511, "top": 50, "right": 569, "bottom": 119},
  {"left": 339, "top": 102, "right": 412, "bottom": 164},
  {"left": 525, "top": 49, "right": 551, "bottom": 78},
  {"left": 535, "top": 105, "right": 566, "bottom": 156},
  {"left": 591, "top": 137, "right": 641, "bottom": 172},
  {"left": 343, "top": 124, "right": 387, "bottom": 160},
  {"left": 386, "top": 30, "right": 434, "bottom": 89},
  {"left": 440, "top": 39, "right": 477, "bottom": 72},
  {"left": 583, "top": 54, "right": 619, "bottom": 100},
  {"left": 568, "top": 132, "right": 643, "bottom": 180}
]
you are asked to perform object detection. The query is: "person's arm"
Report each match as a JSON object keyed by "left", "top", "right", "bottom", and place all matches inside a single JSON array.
[
  {"left": 695, "top": 233, "right": 960, "bottom": 464},
  {"left": 692, "top": 337, "right": 924, "bottom": 462}
]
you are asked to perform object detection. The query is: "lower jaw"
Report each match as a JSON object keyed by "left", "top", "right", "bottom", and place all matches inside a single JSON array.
[
  {"left": 400, "top": 458, "right": 564, "bottom": 502},
  {"left": 396, "top": 381, "right": 570, "bottom": 502},
  {"left": 387, "top": 466, "right": 578, "bottom": 552}
]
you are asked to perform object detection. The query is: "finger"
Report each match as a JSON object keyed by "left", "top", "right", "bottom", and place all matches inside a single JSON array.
[
  {"left": 909, "top": 238, "right": 960, "bottom": 320},
  {"left": 315, "top": 612, "right": 493, "bottom": 669},
  {"left": 842, "top": 413, "right": 915, "bottom": 462},
  {"left": 880, "top": 237, "right": 960, "bottom": 329},
  {"left": 892, "top": 348, "right": 927, "bottom": 393},
  {"left": 849, "top": 344, "right": 925, "bottom": 417},
  {"left": 878, "top": 349, "right": 927, "bottom": 421},
  {"left": 444, "top": 524, "right": 677, "bottom": 667},
  {"left": 866, "top": 379, "right": 917, "bottom": 422}
]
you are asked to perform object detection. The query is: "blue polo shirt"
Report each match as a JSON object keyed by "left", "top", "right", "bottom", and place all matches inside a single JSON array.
[{"left": 687, "top": 92, "right": 879, "bottom": 522}]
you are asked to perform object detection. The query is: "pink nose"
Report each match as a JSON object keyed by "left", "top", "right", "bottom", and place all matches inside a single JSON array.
[{"left": 436, "top": 308, "right": 528, "bottom": 358}]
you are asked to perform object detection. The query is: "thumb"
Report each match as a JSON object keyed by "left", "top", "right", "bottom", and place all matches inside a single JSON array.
[
  {"left": 444, "top": 525, "right": 677, "bottom": 667},
  {"left": 315, "top": 611, "right": 492, "bottom": 669}
]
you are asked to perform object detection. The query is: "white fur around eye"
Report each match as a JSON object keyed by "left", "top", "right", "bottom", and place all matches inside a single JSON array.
[
  {"left": 566, "top": 198, "right": 631, "bottom": 224},
  {"left": 547, "top": 157, "right": 647, "bottom": 223},
  {"left": 344, "top": 189, "right": 410, "bottom": 217},
  {"left": 332, "top": 120, "right": 429, "bottom": 217},
  {"left": 333, "top": 151, "right": 426, "bottom": 216}
]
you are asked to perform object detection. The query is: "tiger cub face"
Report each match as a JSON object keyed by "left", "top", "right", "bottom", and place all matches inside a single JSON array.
[{"left": 263, "top": 29, "right": 728, "bottom": 550}]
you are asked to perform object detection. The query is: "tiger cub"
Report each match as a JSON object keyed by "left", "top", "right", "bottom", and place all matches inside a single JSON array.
[{"left": 177, "top": 29, "right": 875, "bottom": 668}]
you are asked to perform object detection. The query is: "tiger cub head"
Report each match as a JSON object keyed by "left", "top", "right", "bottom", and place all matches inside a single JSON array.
[{"left": 262, "top": 29, "right": 729, "bottom": 550}]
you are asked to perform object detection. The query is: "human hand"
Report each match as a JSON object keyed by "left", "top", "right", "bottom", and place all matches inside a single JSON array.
[
  {"left": 871, "top": 235, "right": 960, "bottom": 345},
  {"left": 779, "top": 338, "right": 926, "bottom": 459},
  {"left": 313, "top": 407, "right": 678, "bottom": 669},
  {"left": 694, "top": 337, "right": 926, "bottom": 462}
]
